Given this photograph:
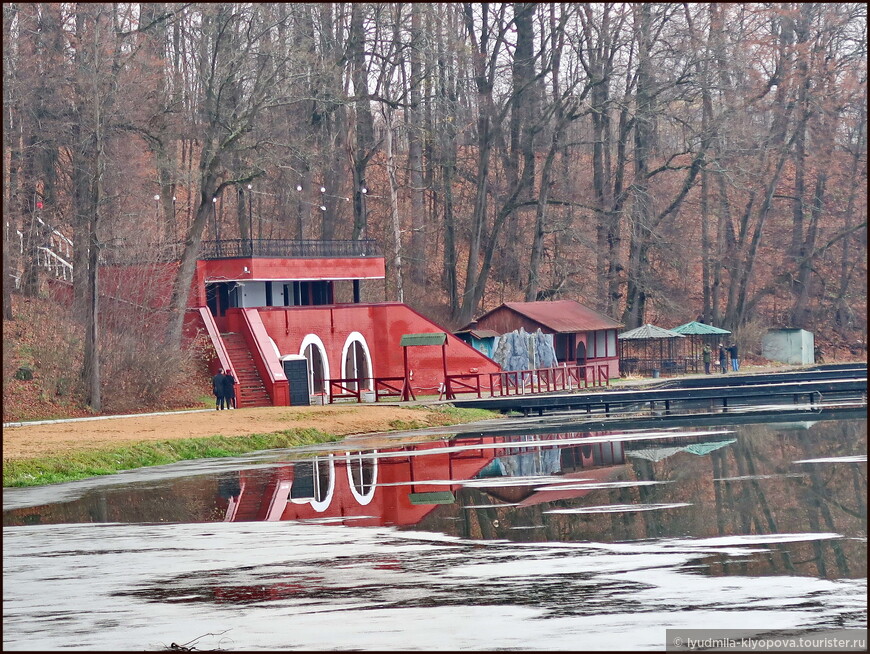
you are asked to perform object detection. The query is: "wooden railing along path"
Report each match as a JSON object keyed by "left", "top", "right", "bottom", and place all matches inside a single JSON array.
[{"left": 326, "top": 364, "right": 609, "bottom": 404}]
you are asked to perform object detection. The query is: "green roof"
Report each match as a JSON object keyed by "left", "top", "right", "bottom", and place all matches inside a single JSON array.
[
  {"left": 683, "top": 439, "right": 737, "bottom": 456},
  {"left": 625, "top": 445, "right": 687, "bottom": 462},
  {"left": 671, "top": 321, "right": 731, "bottom": 335},
  {"left": 400, "top": 332, "right": 447, "bottom": 347},
  {"left": 618, "top": 323, "right": 684, "bottom": 340}
]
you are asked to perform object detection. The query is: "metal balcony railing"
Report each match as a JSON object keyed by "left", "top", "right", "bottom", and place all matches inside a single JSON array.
[
  {"left": 199, "top": 239, "right": 381, "bottom": 259},
  {"left": 94, "top": 238, "right": 382, "bottom": 265}
]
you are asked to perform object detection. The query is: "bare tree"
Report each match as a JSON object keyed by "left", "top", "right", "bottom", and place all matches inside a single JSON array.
[{"left": 165, "top": 5, "right": 295, "bottom": 348}]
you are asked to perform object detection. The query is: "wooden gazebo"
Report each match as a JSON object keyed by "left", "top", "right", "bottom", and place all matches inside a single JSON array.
[
  {"left": 671, "top": 321, "right": 731, "bottom": 372},
  {"left": 618, "top": 323, "right": 686, "bottom": 377}
]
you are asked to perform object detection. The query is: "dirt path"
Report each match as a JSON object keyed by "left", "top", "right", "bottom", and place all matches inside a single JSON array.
[{"left": 2, "top": 404, "right": 457, "bottom": 460}]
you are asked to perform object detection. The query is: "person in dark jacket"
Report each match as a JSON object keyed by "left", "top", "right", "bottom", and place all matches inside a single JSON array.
[
  {"left": 702, "top": 344, "right": 712, "bottom": 374},
  {"left": 212, "top": 368, "right": 227, "bottom": 410},
  {"left": 718, "top": 344, "right": 728, "bottom": 374},
  {"left": 728, "top": 343, "right": 740, "bottom": 372},
  {"left": 221, "top": 369, "right": 237, "bottom": 409}
]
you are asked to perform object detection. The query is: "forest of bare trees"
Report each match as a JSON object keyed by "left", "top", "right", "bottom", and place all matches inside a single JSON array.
[{"left": 3, "top": 3, "right": 867, "bottom": 409}]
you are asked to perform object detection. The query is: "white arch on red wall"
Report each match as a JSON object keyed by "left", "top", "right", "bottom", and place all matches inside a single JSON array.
[
  {"left": 299, "top": 333, "right": 331, "bottom": 399},
  {"left": 345, "top": 450, "right": 378, "bottom": 506},
  {"left": 307, "top": 455, "right": 335, "bottom": 513},
  {"left": 341, "top": 331, "right": 374, "bottom": 391},
  {"left": 289, "top": 454, "right": 336, "bottom": 513}
]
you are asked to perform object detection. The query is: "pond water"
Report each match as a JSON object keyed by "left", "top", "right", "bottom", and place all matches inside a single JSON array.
[{"left": 3, "top": 412, "right": 866, "bottom": 651}]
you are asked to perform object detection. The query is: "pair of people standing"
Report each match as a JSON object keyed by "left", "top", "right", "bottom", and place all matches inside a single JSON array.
[
  {"left": 716, "top": 343, "right": 739, "bottom": 374},
  {"left": 212, "top": 368, "right": 237, "bottom": 410}
]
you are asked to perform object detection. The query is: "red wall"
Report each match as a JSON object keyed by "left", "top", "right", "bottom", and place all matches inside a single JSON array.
[
  {"left": 195, "top": 256, "right": 385, "bottom": 290},
  {"left": 275, "top": 440, "right": 496, "bottom": 525},
  {"left": 227, "top": 303, "right": 501, "bottom": 395}
]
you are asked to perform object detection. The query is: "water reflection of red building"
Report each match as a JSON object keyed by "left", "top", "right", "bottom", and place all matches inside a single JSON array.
[{"left": 218, "top": 434, "right": 626, "bottom": 527}]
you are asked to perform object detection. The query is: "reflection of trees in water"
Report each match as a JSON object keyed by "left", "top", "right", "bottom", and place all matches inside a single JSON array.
[
  {"left": 412, "top": 420, "right": 866, "bottom": 580},
  {"left": 5, "top": 421, "right": 864, "bottom": 582},
  {"left": 4, "top": 476, "right": 228, "bottom": 526},
  {"left": 706, "top": 420, "right": 866, "bottom": 579}
]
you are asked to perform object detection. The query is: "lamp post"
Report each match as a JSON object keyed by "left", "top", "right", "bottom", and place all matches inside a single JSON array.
[
  {"left": 360, "top": 185, "right": 368, "bottom": 244},
  {"left": 212, "top": 196, "right": 219, "bottom": 252},
  {"left": 171, "top": 196, "right": 177, "bottom": 257},
  {"left": 247, "top": 183, "right": 253, "bottom": 253},
  {"left": 153, "top": 194, "right": 160, "bottom": 236}
]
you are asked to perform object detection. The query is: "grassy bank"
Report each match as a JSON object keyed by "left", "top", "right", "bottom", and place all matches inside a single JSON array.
[
  {"left": 3, "top": 405, "right": 496, "bottom": 488},
  {"left": 3, "top": 428, "right": 340, "bottom": 488}
]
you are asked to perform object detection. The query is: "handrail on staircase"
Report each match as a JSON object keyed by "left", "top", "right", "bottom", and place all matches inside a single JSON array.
[
  {"left": 240, "top": 308, "right": 288, "bottom": 406},
  {"left": 197, "top": 307, "right": 239, "bottom": 398}
]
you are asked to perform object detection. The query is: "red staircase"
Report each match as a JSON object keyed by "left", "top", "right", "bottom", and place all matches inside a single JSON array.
[{"left": 222, "top": 333, "right": 273, "bottom": 408}]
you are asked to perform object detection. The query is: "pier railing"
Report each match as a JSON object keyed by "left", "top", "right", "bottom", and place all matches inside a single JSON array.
[{"left": 323, "top": 364, "right": 609, "bottom": 403}]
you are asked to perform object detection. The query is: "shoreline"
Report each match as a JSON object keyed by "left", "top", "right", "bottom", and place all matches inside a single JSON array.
[{"left": 1, "top": 404, "right": 495, "bottom": 487}]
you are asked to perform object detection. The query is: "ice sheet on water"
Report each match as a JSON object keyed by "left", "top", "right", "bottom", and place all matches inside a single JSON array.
[
  {"left": 714, "top": 473, "right": 809, "bottom": 481},
  {"left": 793, "top": 455, "right": 867, "bottom": 464},
  {"left": 3, "top": 522, "right": 864, "bottom": 651},
  {"left": 534, "top": 479, "right": 673, "bottom": 491},
  {"left": 545, "top": 502, "right": 692, "bottom": 514}
]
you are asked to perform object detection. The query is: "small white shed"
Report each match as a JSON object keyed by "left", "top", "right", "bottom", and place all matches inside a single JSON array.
[{"left": 762, "top": 328, "right": 815, "bottom": 365}]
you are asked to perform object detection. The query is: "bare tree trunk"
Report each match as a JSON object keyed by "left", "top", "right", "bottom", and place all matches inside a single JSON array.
[
  {"left": 348, "top": 3, "right": 377, "bottom": 241},
  {"left": 407, "top": 3, "right": 426, "bottom": 285},
  {"left": 384, "top": 108, "right": 404, "bottom": 302},
  {"left": 436, "top": 5, "right": 460, "bottom": 315},
  {"left": 834, "top": 96, "right": 865, "bottom": 331},
  {"left": 622, "top": 4, "right": 654, "bottom": 328},
  {"left": 525, "top": 131, "right": 560, "bottom": 301},
  {"left": 82, "top": 6, "right": 112, "bottom": 412}
]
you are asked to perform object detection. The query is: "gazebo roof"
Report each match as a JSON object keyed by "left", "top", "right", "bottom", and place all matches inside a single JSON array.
[
  {"left": 625, "top": 445, "right": 687, "bottom": 462},
  {"left": 683, "top": 439, "right": 737, "bottom": 456},
  {"left": 671, "top": 321, "right": 731, "bottom": 336},
  {"left": 618, "top": 323, "right": 685, "bottom": 340}
]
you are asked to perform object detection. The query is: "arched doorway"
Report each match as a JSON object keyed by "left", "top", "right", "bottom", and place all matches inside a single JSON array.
[
  {"left": 342, "top": 332, "right": 373, "bottom": 392},
  {"left": 346, "top": 450, "right": 377, "bottom": 506},
  {"left": 289, "top": 455, "right": 335, "bottom": 512},
  {"left": 300, "top": 334, "right": 330, "bottom": 398},
  {"left": 575, "top": 340, "right": 587, "bottom": 366}
]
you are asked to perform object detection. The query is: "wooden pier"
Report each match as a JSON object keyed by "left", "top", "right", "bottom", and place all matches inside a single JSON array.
[{"left": 451, "top": 366, "right": 867, "bottom": 417}]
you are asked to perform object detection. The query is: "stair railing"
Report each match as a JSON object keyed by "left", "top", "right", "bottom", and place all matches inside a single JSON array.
[
  {"left": 37, "top": 247, "right": 74, "bottom": 281},
  {"left": 197, "top": 307, "right": 239, "bottom": 399},
  {"left": 239, "top": 308, "right": 288, "bottom": 406}
]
